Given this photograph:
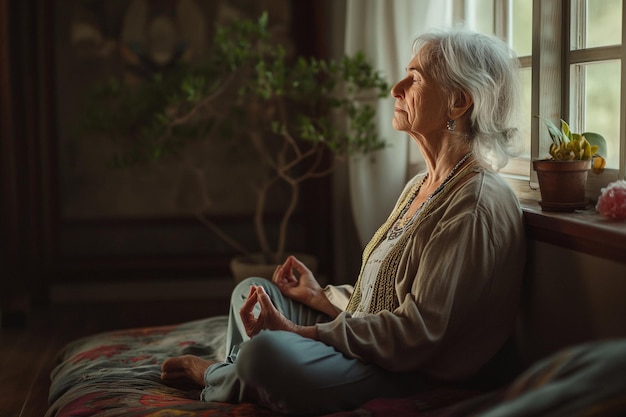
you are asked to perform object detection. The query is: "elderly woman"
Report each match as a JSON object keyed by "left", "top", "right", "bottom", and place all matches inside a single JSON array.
[{"left": 162, "top": 28, "right": 526, "bottom": 415}]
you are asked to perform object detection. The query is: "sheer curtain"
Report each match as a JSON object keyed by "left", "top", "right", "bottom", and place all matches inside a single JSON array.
[{"left": 344, "top": 0, "right": 451, "bottom": 246}]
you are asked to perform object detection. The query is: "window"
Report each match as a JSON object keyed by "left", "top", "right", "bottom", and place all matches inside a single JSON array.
[
  {"left": 567, "top": 0, "right": 623, "bottom": 195},
  {"left": 456, "top": 0, "right": 625, "bottom": 196},
  {"left": 457, "top": 0, "right": 533, "bottom": 177}
]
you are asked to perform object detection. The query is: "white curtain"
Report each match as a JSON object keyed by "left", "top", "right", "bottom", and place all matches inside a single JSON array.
[{"left": 345, "top": 0, "right": 452, "bottom": 246}]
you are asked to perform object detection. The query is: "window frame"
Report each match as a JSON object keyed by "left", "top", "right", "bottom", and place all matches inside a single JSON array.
[
  {"left": 451, "top": 0, "right": 626, "bottom": 263},
  {"left": 456, "top": 0, "right": 625, "bottom": 198},
  {"left": 563, "top": 0, "right": 624, "bottom": 196}
]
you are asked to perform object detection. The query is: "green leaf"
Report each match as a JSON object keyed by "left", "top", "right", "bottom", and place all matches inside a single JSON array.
[
  {"left": 582, "top": 131, "right": 608, "bottom": 159},
  {"left": 560, "top": 119, "right": 572, "bottom": 141},
  {"left": 536, "top": 115, "right": 565, "bottom": 145}
]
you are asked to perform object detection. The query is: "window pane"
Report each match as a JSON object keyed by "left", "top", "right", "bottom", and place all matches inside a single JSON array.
[
  {"left": 572, "top": 0, "right": 622, "bottom": 49},
  {"left": 511, "top": 0, "right": 532, "bottom": 57},
  {"left": 570, "top": 60, "right": 621, "bottom": 169},
  {"left": 518, "top": 67, "right": 532, "bottom": 159},
  {"left": 465, "top": 0, "right": 495, "bottom": 34}
]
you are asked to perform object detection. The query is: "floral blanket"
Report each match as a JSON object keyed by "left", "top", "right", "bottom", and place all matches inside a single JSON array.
[
  {"left": 46, "top": 315, "right": 626, "bottom": 416},
  {"left": 45, "top": 316, "right": 478, "bottom": 417}
]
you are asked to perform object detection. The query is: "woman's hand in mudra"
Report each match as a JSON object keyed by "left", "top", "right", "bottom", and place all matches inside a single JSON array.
[
  {"left": 272, "top": 256, "right": 339, "bottom": 318},
  {"left": 239, "top": 285, "right": 295, "bottom": 337},
  {"left": 272, "top": 256, "right": 321, "bottom": 303}
]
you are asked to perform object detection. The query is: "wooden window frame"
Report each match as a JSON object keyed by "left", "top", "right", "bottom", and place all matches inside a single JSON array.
[{"left": 455, "top": 0, "right": 626, "bottom": 264}]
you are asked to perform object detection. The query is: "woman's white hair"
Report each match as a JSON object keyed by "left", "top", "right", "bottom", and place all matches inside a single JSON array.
[{"left": 413, "top": 28, "right": 523, "bottom": 171}]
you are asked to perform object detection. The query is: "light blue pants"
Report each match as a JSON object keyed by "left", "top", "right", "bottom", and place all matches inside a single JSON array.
[{"left": 201, "top": 277, "right": 416, "bottom": 415}]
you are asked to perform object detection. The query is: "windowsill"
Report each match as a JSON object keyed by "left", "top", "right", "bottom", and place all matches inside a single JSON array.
[{"left": 507, "top": 178, "right": 626, "bottom": 264}]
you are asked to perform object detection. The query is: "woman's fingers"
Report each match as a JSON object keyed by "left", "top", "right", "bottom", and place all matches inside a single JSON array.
[
  {"left": 239, "top": 286, "right": 258, "bottom": 327},
  {"left": 271, "top": 265, "right": 282, "bottom": 284},
  {"left": 272, "top": 266, "right": 287, "bottom": 289},
  {"left": 239, "top": 285, "right": 296, "bottom": 335},
  {"left": 272, "top": 259, "right": 298, "bottom": 290},
  {"left": 256, "top": 286, "right": 274, "bottom": 310},
  {"left": 290, "top": 255, "right": 308, "bottom": 273},
  {"left": 256, "top": 286, "right": 293, "bottom": 332},
  {"left": 240, "top": 285, "right": 276, "bottom": 336}
]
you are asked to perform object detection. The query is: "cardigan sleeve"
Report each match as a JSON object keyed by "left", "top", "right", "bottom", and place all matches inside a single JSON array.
[
  {"left": 322, "top": 284, "right": 353, "bottom": 314},
  {"left": 316, "top": 190, "right": 525, "bottom": 380}
]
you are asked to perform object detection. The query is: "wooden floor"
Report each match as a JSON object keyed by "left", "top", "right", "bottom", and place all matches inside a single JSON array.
[{"left": 0, "top": 299, "right": 230, "bottom": 417}]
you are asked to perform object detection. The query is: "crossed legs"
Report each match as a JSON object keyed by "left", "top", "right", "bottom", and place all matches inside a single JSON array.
[
  {"left": 160, "top": 278, "right": 413, "bottom": 415},
  {"left": 160, "top": 277, "right": 323, "bottom": 390}
]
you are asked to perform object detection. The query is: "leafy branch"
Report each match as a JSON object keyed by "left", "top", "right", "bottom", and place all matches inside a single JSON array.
[{"left": 80, "top": 12, "right": 389, "bottom": 263}]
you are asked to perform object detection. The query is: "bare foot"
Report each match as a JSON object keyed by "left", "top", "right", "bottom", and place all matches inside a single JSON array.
[{"left": 161, "top": 355, "right": 218, "bottom": 387}]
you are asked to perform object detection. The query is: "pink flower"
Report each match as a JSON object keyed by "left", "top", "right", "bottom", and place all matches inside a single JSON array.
[{"left": 596, "top": 180, "right": 626, "bottom": 220}]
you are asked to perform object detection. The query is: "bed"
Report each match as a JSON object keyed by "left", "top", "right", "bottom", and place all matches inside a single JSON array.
[
  {"left": 44, "top": 315, "right": 483, "bottom": 417},
  {"left": 45, "top": 313, "right": 626, "bottom": 417}
]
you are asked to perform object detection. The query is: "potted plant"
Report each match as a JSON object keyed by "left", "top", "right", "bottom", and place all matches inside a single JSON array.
[
  {"left": 80, "top": 13, "right": 389, "bottom": 281},
  {"left": 534, "top": 116, "right": 607, "bottom": 212}
]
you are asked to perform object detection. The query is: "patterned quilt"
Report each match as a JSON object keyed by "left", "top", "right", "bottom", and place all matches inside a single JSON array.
[
  {"left": 46, "top": 315, "right": 626, "bottom": 416},
  {"left": 44, "top": 316, "right": 479, "bottom": 417}
]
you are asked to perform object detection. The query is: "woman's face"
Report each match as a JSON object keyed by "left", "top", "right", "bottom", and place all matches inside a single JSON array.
[{"left": 390, "top": 47, "right": 449, "bottom": 138}]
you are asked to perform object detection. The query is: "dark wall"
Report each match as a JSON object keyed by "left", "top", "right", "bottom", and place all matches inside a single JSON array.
[
  {"left": 0, "top": 0, "right": 335, "bottom": 317},
  {"left": 1, "top": 0, "right": 52, "bottom": 320}
]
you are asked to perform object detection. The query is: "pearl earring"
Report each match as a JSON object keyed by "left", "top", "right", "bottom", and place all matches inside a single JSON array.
[{"left": 446, "top": 119, "right": 456, "bottom": 131}]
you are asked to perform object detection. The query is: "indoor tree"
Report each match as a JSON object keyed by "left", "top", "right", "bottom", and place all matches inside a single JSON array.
[{"left": 81, "top": 12, "right": 389, "bottom": 266}]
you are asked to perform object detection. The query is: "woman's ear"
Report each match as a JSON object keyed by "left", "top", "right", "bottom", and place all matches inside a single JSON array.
[{"left": 449, "top": 89, "right": 473, "bottom": 119}]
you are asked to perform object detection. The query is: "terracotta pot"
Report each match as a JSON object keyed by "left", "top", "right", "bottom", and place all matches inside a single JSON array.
[
  {"left": 533, "top": 159, "right": 591, "bottom": 212},
  {"left": 229, "top": 253, "right": 318, "bottom": 283}
]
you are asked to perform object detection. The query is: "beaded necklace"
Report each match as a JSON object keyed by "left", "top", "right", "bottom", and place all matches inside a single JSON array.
[
  {"left": 345, "top": 154, "right": 479, "bottom": 314},
  {"left": 387, "top": 151, "right": 473, "bottom": 240}
]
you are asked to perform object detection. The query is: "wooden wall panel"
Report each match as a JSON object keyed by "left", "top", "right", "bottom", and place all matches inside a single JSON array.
[{"left": 0, "top": 0, "right": 335, "bottom": 310}]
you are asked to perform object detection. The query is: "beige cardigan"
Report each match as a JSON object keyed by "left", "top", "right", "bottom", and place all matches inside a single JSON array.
[{"left": 317, "top": 169, "right": 526, "bottom": 381}]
